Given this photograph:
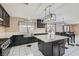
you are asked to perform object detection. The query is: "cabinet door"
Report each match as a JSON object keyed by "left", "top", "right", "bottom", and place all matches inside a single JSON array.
[
  {"left": 2, "top": 10, "right": 10, "bottom": 27},
  {"left": 0, "top": 48, "right": 2, "bottom": 56},
  {"left": 52, "top": 45, "right": 59, "bottom": 56},
  {"left": 2, "top": 10, "right": 6, "bottom": 26},
  {"left": 43, "top": 43, "right": 53, "bottom": 56},
  {"left": 38, "top": 40, "right": 44, "bottom": 54},
  {"left": 5, "top": 12, "right": 10, "bottom": 27},
  {"left": 38, "top": 41, "right": 53, "bottom": 56},
  {"left": 0, "top": 5, "right": 3, "bottom": 25},
  {"left": 0, "top": 5, "right": 2, "bottom": 18},
  {"left": 59, "top": 43, "right": 65, "bottom": 56}
]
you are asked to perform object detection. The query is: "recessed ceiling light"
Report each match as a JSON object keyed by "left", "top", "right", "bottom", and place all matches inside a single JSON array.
[{"left": 23, "top": 3, "right": 29, "bottom": 6}]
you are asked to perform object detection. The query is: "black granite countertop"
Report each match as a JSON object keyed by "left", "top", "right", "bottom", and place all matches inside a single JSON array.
[{"left": 0, "top": 38, "right": 8, "bottom": 46}]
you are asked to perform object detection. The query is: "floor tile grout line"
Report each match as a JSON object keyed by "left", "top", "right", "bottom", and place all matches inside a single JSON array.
[{"left": 10, "top": 47, "right": 15, "bottom": 56}]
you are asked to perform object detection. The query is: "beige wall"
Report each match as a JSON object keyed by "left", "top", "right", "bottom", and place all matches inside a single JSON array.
[
  {"left": 0, "top": 16, "right": 45, "bottom": 33},
  {"left": 5, "top": 16, "right": 38, "bottom": 32},
  {"left": 0, "top": 16, "right": 27, "bottom": 32},
  {"left": 5, "top": 17, "right": 25, "bottom": 32},
  {"left": 56, "top": 25, "right": 63, "bottom": 32},
  {"left": 0, "top": 26, "right": 5, "bottom": 32},
  {"left": 70, "top": 24, "right": 79, "bottom": 35}
]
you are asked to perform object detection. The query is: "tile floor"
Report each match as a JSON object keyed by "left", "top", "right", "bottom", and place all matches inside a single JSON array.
[
  {"left": 8, "top": 42, "right": 43, "bottom": 56},
  {"left": 8, "top": 36, "right": 79, "bottom": 56}
]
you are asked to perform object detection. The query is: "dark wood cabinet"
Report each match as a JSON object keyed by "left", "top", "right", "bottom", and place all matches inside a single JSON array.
[
  {"left": 0, "top": 5, "right": 2, "bottom": 18},
  {"left": 52, "top": 43, "right": 59, "bottom": 56},
  {"left": 38, "top": 41, "right": 53, "bottom": 56},
  {"left": 52, "top": 45, "right": 59, "bottom": 56},
  {"left": 10, "top": 36, "right": 38, "bottom": 47},
  {"left": 2, "top": 10, "right": 10, "bottom": 27},
  {"left": 43, "top": 42, "right": 53, "bottom": 56},
  {"left": 2, "top": 9, "right": 6, "bottom": 26},
  {"left": 59, "top": 41, "right": 65, "bottom": 56},
  {"left": 0, "top": 4, "right": 10, "bottom": 27},
  {"left": 37, "top": 19, "right": 45, "bottom": 28},
  {"left": 0, "top": 48, "right": 2, "bottom": 56},
  {"left": 38, "top": 39, "right": 65, "bottom": 56},
  {"left": 0, "top": 5, "right": 3, "bottom": 25}
]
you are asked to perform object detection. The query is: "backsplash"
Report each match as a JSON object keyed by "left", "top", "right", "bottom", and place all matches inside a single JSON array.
[{"left": 0, "top": 26, "right": 6, "bottom": 32}]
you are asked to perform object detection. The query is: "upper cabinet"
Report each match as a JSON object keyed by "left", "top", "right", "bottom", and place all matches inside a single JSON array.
[
  {"left": 0, "top": 5, "right": 3, "bottom": 25},
  {"left": 37, "top": 19, "right": 45, "bottom": 28},
  {"left": 0, "top": 5, "right": 2, "bottom": 18},
  {"left": 0, "top": 4, "right": 10, "bottom": 27}
]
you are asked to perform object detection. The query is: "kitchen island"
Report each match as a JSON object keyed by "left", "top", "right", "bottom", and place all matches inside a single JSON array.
[
  {"left": 0, "top": 32, "right": 69, "bottom": 56},
  {"left": 35, "top": 34, "right": 69, "bottom": 56}
]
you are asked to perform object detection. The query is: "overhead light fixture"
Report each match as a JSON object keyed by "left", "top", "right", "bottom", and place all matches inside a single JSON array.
[
  {"left": 43, "top": 4, "right": 56, "bottom": 23},
  {"left": 42, "top": 4, "right": 67, "bottom": 25}
]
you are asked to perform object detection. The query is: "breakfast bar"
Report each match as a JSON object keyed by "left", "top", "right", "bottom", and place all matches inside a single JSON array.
[{"left": 35, "top": 34, "right": 69, "bottom": 56}]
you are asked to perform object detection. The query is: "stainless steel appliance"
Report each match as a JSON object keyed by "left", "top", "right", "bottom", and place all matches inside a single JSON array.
[{"left": 0, "top": 39, "right": 11, "bottom": 56}]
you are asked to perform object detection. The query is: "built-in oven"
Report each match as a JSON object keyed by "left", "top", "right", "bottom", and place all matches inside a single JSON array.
[{"left": 0, "top": 39, "right": 11, "bottom": 56}]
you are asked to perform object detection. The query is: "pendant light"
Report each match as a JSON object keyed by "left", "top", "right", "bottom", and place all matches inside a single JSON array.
[{"left": 43, "top": 4, "right": 56, "bottom": 23}]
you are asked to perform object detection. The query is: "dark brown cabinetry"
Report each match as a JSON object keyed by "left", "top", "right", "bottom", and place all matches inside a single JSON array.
[
  {"left": 38, "top": 39, "right": 65, "bottom": 56},
  {"left": 0, "top": 5, "right": 3, "bottom": 25},
  {"left": 37, "top": 19, "right": 45, "bottom": 28},
  {"left": 0, "top": 5, "right": 2, "bottom": 18},
  {"left": 2, "top": 10, "right": 10, "bottom": 27},
  {"left": 52, "top": 40, "right": 65, "bottom": 56},
  {"left": 0, "top": 4, "right": 10, "bottom": 27}
]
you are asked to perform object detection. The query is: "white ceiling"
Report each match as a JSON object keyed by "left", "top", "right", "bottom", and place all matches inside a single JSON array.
[
  {"left": 1, "top": 3, "right": 51, "bottom": 19},
  {"left": 1, "top": 3, "right": 79, "bottom": 24}
]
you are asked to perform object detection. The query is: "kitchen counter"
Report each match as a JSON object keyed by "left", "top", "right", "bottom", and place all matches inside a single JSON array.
[
  {"left": 35, "top": 34, "right": 69, "bottom": 43},
  {"left": 35, "top": 34, "right": 69, "bottom": 56},
  {"left": 0, "top": 32, "right": 27, "bottom": 39}
]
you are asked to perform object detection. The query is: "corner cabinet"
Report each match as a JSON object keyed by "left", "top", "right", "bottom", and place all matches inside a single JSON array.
[{"left": 0, "top": 4, "right": 10, "bottom": 27}]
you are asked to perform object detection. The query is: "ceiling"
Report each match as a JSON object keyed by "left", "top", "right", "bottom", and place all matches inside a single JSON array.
[{"left": 1, "top": 3, "right": 79, "bottom": 24}]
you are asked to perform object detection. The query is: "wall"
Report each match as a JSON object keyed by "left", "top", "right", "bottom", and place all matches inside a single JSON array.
[
  {"left": 5, "top": 16, "right": 38, "bottom": 32},
  {"left": 0, "top": 17, "right": 25, "bottom": 32},
  {"left": 0, "top": 16, "right": 46, "bottom": 33},
  {"left": 0, "top": 26, "right": 5, "bottom": 32},
  {"left": 56, "top": 25, "right": 63, "bottom": 32},
  {"left": 5, "top": 17, "right": 25, "bottom": 32},
  {"left": 70, "top": 24, "right": 79, "bottom": 35}
]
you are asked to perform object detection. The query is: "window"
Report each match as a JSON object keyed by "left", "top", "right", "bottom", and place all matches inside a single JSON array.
[
  {"left": 64, "top": 25, "right": 70, "bottom": 32},
  {"left": 19, "top": 21, "right": 34, "bottom": 33}
]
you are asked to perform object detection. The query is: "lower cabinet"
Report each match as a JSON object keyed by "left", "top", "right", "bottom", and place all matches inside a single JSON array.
[
  {"left": 52, "top": 45, "right": 59, "bottom": 56},
  {"left": 43, "top": 43, "right": 53, "bottom": 56},
  {"left": 0, "top": 48, "right": 2, "bottom": 56},
  {"left": 38, "top": 40, "right": 53, "bottom": 56},
  {"left": 38, "top": 39, "right": 65, "bottom": 56},
  {"left": 59, "top": 42, "right": 65, "bottom": 56},
  {"left": 10, "top": 36, "right": 38, "bottom": 47}
]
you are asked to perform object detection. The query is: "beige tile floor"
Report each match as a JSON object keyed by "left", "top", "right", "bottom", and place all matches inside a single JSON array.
[{"left": 8, "top": 36, "right": 79, "bottom": 56}]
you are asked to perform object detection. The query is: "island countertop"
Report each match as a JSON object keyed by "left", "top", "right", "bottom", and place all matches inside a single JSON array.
[{"left": 34, "top": 34, "right": 69, "bottom": 43}]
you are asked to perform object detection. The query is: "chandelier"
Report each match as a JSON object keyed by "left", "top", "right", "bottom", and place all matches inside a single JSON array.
[
  {"left": 42, "top": 4, "right": 67, "bottom": 25},
  {"left": 43, "top": 5, "right": 56, "bottom": 23}
]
